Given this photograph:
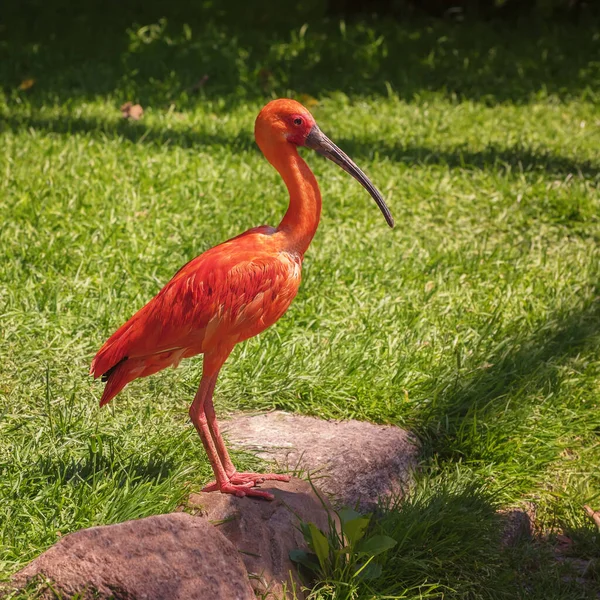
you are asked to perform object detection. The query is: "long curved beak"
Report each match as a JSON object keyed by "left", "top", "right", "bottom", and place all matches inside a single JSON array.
[{"left": 304, "top": 125, "right": 394, "bottom": 228}]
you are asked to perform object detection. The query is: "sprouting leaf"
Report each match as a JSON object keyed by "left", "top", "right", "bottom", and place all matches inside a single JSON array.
[
  {"left": 289, "top": 549, "right": 320, "bottom": 572},
  {"left": 355, "top": 561, "right": 382, "bottom": 581},
  {"left": 357, "top": 535, "right": 397, "bottom": 557},
  {"left": 308, "top": 523, "right": 330, "bottom": 571},
  {"left": 342, "top": 516, "right": 371, "bottom": 545},
  {"left": 337, "top": 507, "right": 362, "bottom": 525},
  {"left": 299, "top": 522, "right": 312, "bottom": 545}
]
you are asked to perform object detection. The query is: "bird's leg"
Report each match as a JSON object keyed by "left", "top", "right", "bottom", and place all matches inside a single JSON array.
[
  {"left": 190, "top": 373, "right": 275, "bottom": 500},
  {"left": 202, "top": 371, "right": 290, "bottom": 489},
  {"left": 201, "top": 372, "right": 237, "bottom": 477},
  {"left": 189, "top": 377, "right": 233, "bottom": 489}
]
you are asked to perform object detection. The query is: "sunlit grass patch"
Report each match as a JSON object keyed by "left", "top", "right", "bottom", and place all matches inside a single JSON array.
[{"left": 1, "top": 5, "right": 600, "bottom": 597}]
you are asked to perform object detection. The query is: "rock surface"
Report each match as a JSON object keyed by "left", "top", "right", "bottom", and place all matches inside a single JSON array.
[
  {"left": 9, "top": 414, "right": 418, "bottom": 599},
  {"left": 10, "top": 513, "right": 255, "bottom": 600},
  {"left": 183, "top": 478, "right": 333, "bottom": 599},
  {"left": 223, "top": 411, "right": 419, "bottom": 509}
]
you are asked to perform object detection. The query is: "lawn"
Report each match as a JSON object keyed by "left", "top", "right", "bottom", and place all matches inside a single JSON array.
[{"left": 1, "top": 2, "right": 600, "bottom": 598}]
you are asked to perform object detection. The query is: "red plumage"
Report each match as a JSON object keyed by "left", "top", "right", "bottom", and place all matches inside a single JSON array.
[
  {"left": 90, "top": 98, "right": 392, "bottom": 499},
  {"left": 91, "top": 226, "right": 302, "bottom": 406}
]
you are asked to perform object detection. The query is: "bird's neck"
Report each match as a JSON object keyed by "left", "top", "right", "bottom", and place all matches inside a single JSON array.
[{"left": 272, "top": 146, "right": 322, "bottom": 256}]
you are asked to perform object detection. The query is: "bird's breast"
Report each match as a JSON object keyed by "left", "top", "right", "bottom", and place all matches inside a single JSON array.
[
  {"left": 197, "top": 250, "right": 303, "bottom": 351},
  {"left": 233, "top": 251, "right": 302, "bottom": 341}
]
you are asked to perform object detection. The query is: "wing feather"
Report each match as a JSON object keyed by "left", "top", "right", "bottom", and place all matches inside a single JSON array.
[{"left": 90, "top": 232, "right": 301, "bottom": 384}]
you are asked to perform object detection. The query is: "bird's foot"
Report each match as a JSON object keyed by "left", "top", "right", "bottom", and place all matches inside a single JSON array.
[
  {"left": 201, "top": 472, "right": 290, "bottom": 500},
  {"left": 202, "top": 480, "right": 275, "bottom": 500},
  {"left": 201, "top": 480, "right": 252, "bottom": 493},
  {"left": 229, "top": 472, "right": 291, "bottom": 486}
]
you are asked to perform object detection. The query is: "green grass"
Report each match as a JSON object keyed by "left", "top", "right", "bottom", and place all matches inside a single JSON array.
[{"left": 1, "top": 3, "right": 600, "bottom": 598}]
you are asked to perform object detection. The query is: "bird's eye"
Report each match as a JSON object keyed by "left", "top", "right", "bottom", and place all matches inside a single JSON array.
[{"left": 293, "top": 118, "right": 303, "bottom": 126}]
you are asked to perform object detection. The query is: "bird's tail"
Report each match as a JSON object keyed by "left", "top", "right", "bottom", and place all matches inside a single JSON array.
[
  {"left": 90, "top": 317, "right": 142, "bottom": 406},
  {"left": 95, "top": 352, "right": 177, "bottom": 406},
  {"left": 97, "top": 357, "right": 143, "bottom": 407},
  {"left": 99, "top": 359, "right": 128, "bottom": 407}
]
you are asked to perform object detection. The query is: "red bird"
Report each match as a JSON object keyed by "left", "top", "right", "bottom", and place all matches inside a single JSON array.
[{"left": 91, "top": 99, "right": 394, "bottom": 499}]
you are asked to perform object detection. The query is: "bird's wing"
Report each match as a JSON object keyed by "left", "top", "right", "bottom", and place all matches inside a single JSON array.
[{"left": 90, "top": 233, "right": 301, "bottom": 380}]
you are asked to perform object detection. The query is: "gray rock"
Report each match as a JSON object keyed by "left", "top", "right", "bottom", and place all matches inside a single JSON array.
[
  {"left": 8, "top": 413, "right": 418, "bottom": 599},
  {"left": 182, "top": 478, "right": 334, "bottom": 600},
  {"left": 9, "top": 513, "right": 254, "bottom": 600},
  {"left": 223, "top": 411, "right": 419, "bottom": 509}
]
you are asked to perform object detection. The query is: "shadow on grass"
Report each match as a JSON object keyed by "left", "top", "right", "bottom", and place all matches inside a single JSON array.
[
  {"left": 2, "top": 0, "right": 599, "bottom": 108},
  {"left": 340, "top": 138, "right": 600, "bottom": 179},
  {"left": 35, "top": 447, "right": 178, "bottom": 489},
  {"left": 317, "top": 480, "right": 594, "bottom": 597},
  {"left": 375, "top": 483, "right": 508, "bottom": 597},
  {"left": 3, "top": 113, "right": 599, "bottom": 180},
  {"left": 378, "top": 295, "right": 600, "bottom": 595},
  {"left": 418, "top": 292, "right": 600, "bottom": 462}
]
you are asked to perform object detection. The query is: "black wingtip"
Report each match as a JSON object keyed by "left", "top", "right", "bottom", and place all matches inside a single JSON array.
[{"left": 101, "top": 356, "right": 128, "bottom": 382}]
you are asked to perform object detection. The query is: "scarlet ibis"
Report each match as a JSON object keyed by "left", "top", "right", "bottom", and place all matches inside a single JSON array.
[{"left": 91, "top": 99, "right": 394, "bottom": 499}]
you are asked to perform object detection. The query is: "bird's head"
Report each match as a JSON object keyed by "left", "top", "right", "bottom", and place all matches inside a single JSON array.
[{"left": 255, "top": 99, "right": 394, "bottom": 228}]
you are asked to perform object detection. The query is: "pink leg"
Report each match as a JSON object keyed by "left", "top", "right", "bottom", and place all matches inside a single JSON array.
[
  {"left": 201, "top": 373, "right": 237, "bottom": 476},
  {"left": 189, "top": 373, "right": 276, "bottom": 500},
  {"left": 205, "top": 388, "right": 290, "bottom": 487},
  {"left": 203, "top": 368, "right": 290, "bottom": 488}
]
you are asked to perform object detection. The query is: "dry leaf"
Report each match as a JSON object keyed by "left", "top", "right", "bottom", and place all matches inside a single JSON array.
[
  {"left": 555, "top": 534, "right": 573, "bottom": 550},
  {"left": 190, "top": 75, "right": 209, "bottom": 93},
  {"left": 18, "top": 78, "right": 35, "bottom": 91},
  {"left": 120, "top": 102, "right": 144, "bottom": 120},
  {"left": 298, "top": 93, "right": 319, "bottom": 108},
  {"left": 258, "top": 68, "right": 273, "bottom": 91}
]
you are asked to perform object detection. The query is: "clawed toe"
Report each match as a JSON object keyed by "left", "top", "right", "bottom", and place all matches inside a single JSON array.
[
  {"left": 220, "top": 482, "right": 275, "bottom": 500},
  {"left": 229, "top": 472, "right": 290, "bottom": 486},
  {"left": 201, "top": 480, "right": 218, "bottom": 492},
  {"left": 202, "top": 479, "right": 253, "bottom": 493},
  {"left": 202, "top": 472, "right": 289, "bottom": 500}
]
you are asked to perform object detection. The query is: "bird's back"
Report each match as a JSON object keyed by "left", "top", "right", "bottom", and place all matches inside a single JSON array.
[{"left": 91, "top": 227, "right": 303, "bottom": 405}]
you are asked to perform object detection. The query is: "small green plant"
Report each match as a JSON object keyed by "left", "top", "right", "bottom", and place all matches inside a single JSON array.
[{"left": 289, "top": 506, "right": 396, "bottom": 595}]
